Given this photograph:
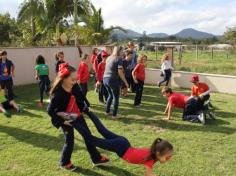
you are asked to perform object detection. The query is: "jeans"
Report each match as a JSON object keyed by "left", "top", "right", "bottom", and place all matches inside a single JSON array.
[
  {"left": 38, "top": 75, "right": 50, "bottom": 103},
  {"left": 60, "top": 116, "right": 101, "bottom": 166},
  {"left": 75, "top": 111, "right": 131, "bottom": 157},
  {"left": 98, "top": 81, "right": 108, "bottom": 102},
  {"left": 134, "top": 80, "right": 144, "bottom": 106},
  {"left": 159, "top": 69, "right": 172, "bottom": 86},
  {"left": 103, "top": 78, "right": 120, "bottom": 116},
  {"left": 79, "top": 83, "right": 88, "bottom": 97},
  {"left": 183, "top": 97, "right": 201, "bottom": 121}
]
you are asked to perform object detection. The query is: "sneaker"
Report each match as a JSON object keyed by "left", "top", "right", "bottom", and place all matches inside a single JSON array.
[
  {"left": 134, "top": 104, "right": 141, "bottom": 108},
  {"left": 93, "top": 156, "right": 110, "bottom": 167},
  {"left": 4, "top": 111, "right": 11, "bottom": 118},
  {"left": 17, "top": 105, "right": 23, "bottom": 113},
  {"left": 111, "top": 114, "right": 122, "bottom": 119},
  {"left": 60, "top": 163, "right": 78, "bottom": 172},
  {"left": 198, "top": 113, "right": 205, "bottom": 125}
]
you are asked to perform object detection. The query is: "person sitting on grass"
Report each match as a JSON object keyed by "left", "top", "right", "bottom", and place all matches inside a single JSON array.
[
  {"left": 57, "top": 110, "right": 173, "bottom": 176},
  {"left": 190, "top": 74, "right": 212, "bottom": 109},
  {"left": 162, "top": 87, "right": 206, "bottom": 124},
  {"left": 0, "top": 87, "right": 22, "bottom": 117},
  {"left": 132, "top": 55, "right": 147, "bottom": 107},
  {"left": 35, "top": 55, "right": 50, "bottom": 108}
]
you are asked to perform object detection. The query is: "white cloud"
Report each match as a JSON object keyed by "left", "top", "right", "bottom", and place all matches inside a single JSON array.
[{"left": 91, "top": 0, "right": 236, "bottom": 35}]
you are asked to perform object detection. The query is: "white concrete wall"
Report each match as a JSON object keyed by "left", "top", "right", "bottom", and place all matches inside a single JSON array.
[
  {"left": 145, "top": 68, "right": 236, "bottom": 94},
  {"left": 1, "top": 47, "right": 91, "bottom": 85}
]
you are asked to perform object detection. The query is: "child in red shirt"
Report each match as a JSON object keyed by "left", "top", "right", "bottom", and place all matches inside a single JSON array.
[
  {"left": 78, "top": 54, "right": 90, "bottom": 96},
  {"left": 96, "top": 51, "right": 109, "bottom": 103},
  {"left": 132, "top": 55, "right": 147, "bottom": 107}
]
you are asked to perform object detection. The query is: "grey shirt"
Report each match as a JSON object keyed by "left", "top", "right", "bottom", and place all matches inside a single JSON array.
[{"left": 103, "top": 56, "right": 123, "bottom": 82}]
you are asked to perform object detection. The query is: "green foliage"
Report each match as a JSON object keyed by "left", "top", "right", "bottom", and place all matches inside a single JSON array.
[{"left": 224, "top": 27, "right": 236, "bottom": 45}]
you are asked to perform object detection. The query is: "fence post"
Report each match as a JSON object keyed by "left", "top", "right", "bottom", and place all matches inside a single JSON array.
[
  {"left": 196, "top": 44, "right": 198, "bottom": 60},
  {"left": 211, "top": 48, "right": 214, "bottom": 59}
]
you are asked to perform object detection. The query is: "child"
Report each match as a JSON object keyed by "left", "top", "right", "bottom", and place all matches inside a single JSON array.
[
  {"left": 0, "top": 50, "right": 15, "bottom": 101},
  {"left": 190, "top": 74, "right": 211, "bottom": 108},
  {"left": 58, "top": 111, "right": 173, "bottom": 176},
  {"left": 0, "top": 87, "right": 22, "bottom": 117},
  {"left": 35, "top": 55, "right": 50, "bottom": 107},
  {"left": 77, "top": 54, "right": 90, "bottom": 96},
  {"left": 90, "top": 48, "right": 99, "bottom": 74},
  {"left": 132, "top": 55, "right": 147, "bottom": 107},
  {"left": 121, "top": 50, "right": 133, "bottom": 97},
  {"left": 96, "top": 51, "right": 109, "bottom": 103},
  {"left": 47, "top": 63, "right": 109, "bottom": 171},
  {"left": 162, "top": 87, "right": 205, "bottom": 124},
  {"left": 158, "top": 53, "right": 173, "bottom": 87},
  {"left": 55, "top": 51, "right": 65, "bottom": 73}
]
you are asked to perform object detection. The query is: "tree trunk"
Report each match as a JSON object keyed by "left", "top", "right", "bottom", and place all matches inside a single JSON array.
[
  {"left": 31, "top": 16, "right": 36, "bottom": 45},
  {"left": 73, "top": 0, "right": 78, "bottom": 25}
]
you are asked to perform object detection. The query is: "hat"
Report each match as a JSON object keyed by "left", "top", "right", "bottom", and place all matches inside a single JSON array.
[
  {"left": 101, "top": 51, "right": 109, "bottom": 58},
  {"left": 191, "top": 74, "right": 199, "bottom": 83}
]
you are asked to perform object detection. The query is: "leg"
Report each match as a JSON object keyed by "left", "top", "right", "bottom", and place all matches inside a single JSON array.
[
  {"left": 72, "top": 120, "right": 130, "bottom": 157},
  {"left": 39, "top": 78, "right": 45, "bottom": 103},
  {"left": 102, "top": 83, "right": 108, "bottom": 102},
  {"left": 60, "top": 125, "right": 74, "bottom": 166},
  {"left": 110, "top": 84, "right": 120, "bottom": 116},
  {"left": 98, "top": 84, "right": 104, "bottom": 102},
  {"left": 86, "top": 111, "right": 120, "bottom": 139},
  {"left": 6, "top": 79, "right": 14, "bottom": 101},
  {"left": 76, "top": 117, "right": 102, "bottom": 163},
  {"left": 105, "top": 84, "right": 113, "bottom": 114},
  {"left": 9, "top": 100, "right": 20, "bottom": 111},
  {"left": 159, "top": 70, "right": 168, "bottom": 86},
  {"left": 165, "top": 70, "right": 172, "bottom": 86},
  {"left": 45, "top": 76, "right": 51, "bottom": 95},
  {"left": 136, "top": 81, "right": 144, "bottom": 105}
]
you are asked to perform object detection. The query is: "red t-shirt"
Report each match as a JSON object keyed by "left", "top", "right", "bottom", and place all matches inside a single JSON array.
[
  {"left": 133, "top": 63, "right": 145, "bottom": 81},
  {"left": 78, "top": 61, "right": 89, "bottom": 83},
  {"left": 97, "top": 61, "right": 106, "bottom": 81},
  {"left": 90, "top": 54, "right": 98, "bottom": 73},
  {"left": 191, "top": 82, "right": 209, "bottom": 96},
  {"left": 122, "top": 147, "right": 157, "bottom": 169},
  {"left": 168, "top": 92, "right": 189, "bottom": 109},
  {"left": 66, "top": 95, "right": 81, "bottom": 118}
]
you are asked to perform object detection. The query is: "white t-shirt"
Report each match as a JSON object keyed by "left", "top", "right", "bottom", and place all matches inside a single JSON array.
[{"left": 161, "top": 60, "right": 173, "bottom": 71}]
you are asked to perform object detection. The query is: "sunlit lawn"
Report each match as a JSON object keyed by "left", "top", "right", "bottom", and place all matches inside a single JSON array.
[{"left": 0, "top": 83, "right": 236, "bottom": 176}]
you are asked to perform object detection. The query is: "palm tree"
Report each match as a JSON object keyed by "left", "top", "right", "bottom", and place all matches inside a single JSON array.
[{"left": 17, "top": 0, "right": 44, "bottom": 40}]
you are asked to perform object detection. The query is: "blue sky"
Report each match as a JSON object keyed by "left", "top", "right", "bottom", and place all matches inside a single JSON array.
[{"left": 0, "top": 0, "right": 235, "bottom": 35}]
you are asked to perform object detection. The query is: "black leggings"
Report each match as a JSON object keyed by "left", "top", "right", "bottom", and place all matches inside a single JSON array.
[
  {"left": 39, "top": 75, "right": 50, "bottom": 103},
  {"left": 159, "top": 69, "right": 172, "bottom": 86},
  {"left": 72, "top": 112, "right": 131, "bottom": 157}
]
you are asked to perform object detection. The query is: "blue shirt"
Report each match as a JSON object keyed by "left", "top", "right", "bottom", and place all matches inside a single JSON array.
[
  {"left": 103, "top": 57, "right": 123, "bottom": 82},
  {"left": 1, "top": 62, "right": 11, "bottom": 80},
  {"left": 129, "top": 52, "right": 138, "bottom": 70}
]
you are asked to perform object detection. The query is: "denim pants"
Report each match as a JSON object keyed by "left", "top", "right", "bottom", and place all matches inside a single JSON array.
[
  {"left": 183, "top": 97, "right": 201, "bottom": 121},
  {"left": 73, "top": 111, "right": 131, "bottom": 157},
  {"left": 134, "top": 80, "right": 144, "bottom": 106},
  {"left": 38, "top": 75, "right": 50, "bottom": 103},
  {"left": 103, "top": 78, "right": 120, "bottom": 116},
  {"left": 60, "top": 116, "right": 101, "bottom": 166}
]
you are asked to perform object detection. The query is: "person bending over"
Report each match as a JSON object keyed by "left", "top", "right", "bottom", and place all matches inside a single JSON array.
[
  {"left": 57, "top": 110, "right": 173, "bottom": 176},
  {"left": 162, "top": 87, "right": 205, "bottom": 124}
]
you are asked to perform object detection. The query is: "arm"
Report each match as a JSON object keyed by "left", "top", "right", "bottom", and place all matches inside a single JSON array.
[
  {"left": 145, "top": 167, "right": 156, "bottom": 176},
  {"left": 164, "top": 102, "right": 169, "bottom": 114},
  {"left": 35, "top": 70, "right": 39, "bottom": 80},
  {"left": 167, "top": 103, "right": 173, "bottom": 120},
  {"left": 132, "top": 66, "right": 138, "bottom": 84},
  {"left": 118, "top": 68, "right": 129, "bottom": 88},
  {"left": 11, "top": 62, "right": 15, "bottom": 77},
  {"left": 200, "top": 89, "right": 211, "bottom": 97}
]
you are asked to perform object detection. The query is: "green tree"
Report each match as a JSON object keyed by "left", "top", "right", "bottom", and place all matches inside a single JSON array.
[{"left": 224, "top": 27, "right": 236, "bottom": 45}]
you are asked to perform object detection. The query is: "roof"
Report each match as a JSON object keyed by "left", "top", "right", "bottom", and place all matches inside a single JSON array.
[{"left": 150, "top": 42, "right": 182, "bottom": 47}]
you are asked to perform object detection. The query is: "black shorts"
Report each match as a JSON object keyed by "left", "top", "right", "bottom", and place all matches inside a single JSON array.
[{"left": 183, "top": 97, "right": 201, "bottom": 117}]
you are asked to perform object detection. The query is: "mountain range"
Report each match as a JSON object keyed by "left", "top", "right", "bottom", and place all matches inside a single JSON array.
[{"left": 111, "top": 28, "right": 218, "bottom": 40}]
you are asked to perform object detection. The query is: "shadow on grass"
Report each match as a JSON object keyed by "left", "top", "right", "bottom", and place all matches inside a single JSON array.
[
  {"left": 98, "top": 165, "right": 139, "bottom": 176},
  {"left": 0, "top": 125, "right": 86, "bottom": 151}
]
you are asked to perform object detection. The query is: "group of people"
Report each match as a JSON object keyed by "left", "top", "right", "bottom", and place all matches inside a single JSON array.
[{"left": 0, "top": 42, "right": 213, "bottom": 176}]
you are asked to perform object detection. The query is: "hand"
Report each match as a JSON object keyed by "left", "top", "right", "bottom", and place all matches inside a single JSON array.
[
  {"left": 125, "top": 82, "right": 129, "bottom": 88},
  {"left": 35, "top": 75, "right": 39, "bottom": 80},
  {"left": 199, "top": 95, "right": 204, "bottom": 100},
  {"left": 64, "top": 120, "right": 73, "bottom": 126},
  {"left": 77, "top": 80, "right": 81, "bottom": 84},
  {"left": 11, "top": 73, "right": 15, "bottom": 78},
  {"left": 134, "top": 79, "right": 138, "bottom": 84}
]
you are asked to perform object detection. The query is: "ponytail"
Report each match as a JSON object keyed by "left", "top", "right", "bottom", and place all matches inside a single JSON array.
[{"left": 145, "top": 138, "right": 173, "bottom": 161}]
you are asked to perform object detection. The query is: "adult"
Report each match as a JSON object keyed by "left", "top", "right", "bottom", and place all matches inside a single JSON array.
[
  {"left": 103, "top": 46, "right": 129, "bottom": 119},
  {"left": 127, "top": 41, "right": 138, "bottom": 92},
  {"left": 0, "top": 50, "right": 15, "bottom": 101},
  {"left": 162, "top": 87, "right": 205, "bottom": 124},
  {"left": 47, "top": 64, "right": 109, "bottom": 172}
]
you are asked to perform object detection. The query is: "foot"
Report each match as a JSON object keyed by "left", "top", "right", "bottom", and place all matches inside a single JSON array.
[
  {"left": 4, "top": 111, "right": 11, "bottom": 118},
  {"left": 198, "top": 113, "right": 206, "bottom": 125},
  {"left": 99, "top": 100, "right": 105, "bottom": 104},
  {"left": 105, "top": 112, "right": 111, "bottom": 116},
  {"left": 134, "top": 104, "right": 141, "bottom": 108},
  {"left": 17, "top": 105, "right": 23, "bottom": 113},
  {"left": 157, "top": 82, "right": 161, "bottom": 87},
  {"left": 93, "top": 156, "right": 110, "bottom": 167},
  {"left": 162, "top": 117, "right": 170, "bottom": 121},
  {"left": 111, "top": 114, "right": 122, "bottom": 119},
  {"left": 60, "top": 162, "right": 78, "bottom": 172}
]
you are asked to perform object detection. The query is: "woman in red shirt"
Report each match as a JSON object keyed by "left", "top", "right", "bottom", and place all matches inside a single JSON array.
[
  {"left": 57, "top": 110, "right": 173, "bottom": 176},
  {"left": 132, "top": 55, "right": 147, "bottom": 107},
  {"left": 77, "top": 54, "right": 90, "bottom": 96},
  {"left": 96, "top": 51, "right": 109, "bottom": 103}
]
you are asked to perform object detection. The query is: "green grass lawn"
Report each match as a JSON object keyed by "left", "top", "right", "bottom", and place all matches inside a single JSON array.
[
  {"left": 0, "top": 84, "right": 236, "bottom": 176},
  {"left": 139, "top": 50, "right": 236, "bottom": 76}
]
